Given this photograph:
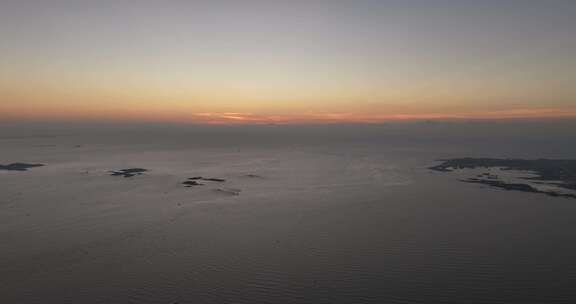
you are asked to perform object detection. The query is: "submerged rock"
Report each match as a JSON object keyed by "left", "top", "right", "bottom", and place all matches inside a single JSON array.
[
  {"left": 462, "top": 179, "right": 538, "bottom": 192},
  {"left": 244, "top": 174, "right": 263, "bottom": 178},
  {"left": 214, "top": 188, "right": 241, "bottom": 196}
]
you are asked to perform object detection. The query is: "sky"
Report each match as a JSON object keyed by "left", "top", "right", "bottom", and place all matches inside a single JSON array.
[{"left": 1, "top": 0, "right": 575, "bottom": 124}]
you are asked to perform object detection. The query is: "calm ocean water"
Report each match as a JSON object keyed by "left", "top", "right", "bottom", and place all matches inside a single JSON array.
[{"left": 2, "top": 122, "right": 576, "bottom": 303}]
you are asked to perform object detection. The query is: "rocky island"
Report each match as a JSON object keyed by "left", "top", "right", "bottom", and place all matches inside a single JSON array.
[
  {"left": 430, "top": 158, "right": 576, "bottom": 199},
  {"left": 0, "top": 163, "right": 45, "bottom": 171},
  {"left": 182, "top": 176, "right": 227, "bottom": 187},
  {"left": 109, "top": 168, "right": 148, "bottom": 178}
]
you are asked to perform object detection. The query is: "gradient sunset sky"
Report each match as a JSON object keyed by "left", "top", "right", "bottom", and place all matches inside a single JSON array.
[{"left": 1, "top": 0, "right": 575, "bottom": 124}]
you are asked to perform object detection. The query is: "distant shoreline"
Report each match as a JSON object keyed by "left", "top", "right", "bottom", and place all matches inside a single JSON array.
[{"left": 430, "top": 158, "right": 576, "bottom": 199}]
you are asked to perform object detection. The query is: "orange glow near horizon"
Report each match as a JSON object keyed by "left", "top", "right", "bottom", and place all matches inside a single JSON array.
[
  {"left": 2, "top": 77, "right": 575, "bottom": 125},
  {"left": 2, "top": 97, "right": 576, "bottom": 125},
  {"left": 1, "top": 1, "right": 575, "bottom": 125}
]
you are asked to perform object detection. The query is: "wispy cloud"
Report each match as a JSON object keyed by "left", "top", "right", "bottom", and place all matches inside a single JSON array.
[
  {"left": 3, "top": 101, "right": 575, "bottom": 124},
  {"left": 185, "top": 108, "right": 576, "bottom": 124}
]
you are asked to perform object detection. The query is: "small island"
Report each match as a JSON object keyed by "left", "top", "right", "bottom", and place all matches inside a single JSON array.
[
  {"left": 182, "top": 176, "right": 226, "bottom": 187},
  {"left": 182, "top": 180, "right": 204, "bottom": 187},
  {"left": 430, "top": 158, "right": 576, "bottom": 199},
  {"left": 109, "top": 168, "right": 148, "bottom": 178},
  {"left": 0, "top": 163, "right": 45, "bottom": 171},
  {"left": 187, "top": 176, "right": 226, "bottom": 182}
]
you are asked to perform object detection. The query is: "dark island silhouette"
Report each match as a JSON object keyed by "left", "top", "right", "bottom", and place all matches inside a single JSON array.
[
  {"left": 109, "top": 168, "right": 148, "bottom": 178},
  {"left": 183, "top": 180, "right": 204, "bottom": 187},
  {"left": 188, "top": 176, "right": 226, "bottom": 182},
  {"left": 182, "top": 176, "right": 226, "bottom": 187},
  {"left": 430, "top": 158, "right": 576, "bottom": 199},
  {"left": 0, "top": 163, "right": 45, "bottom": 171}
]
